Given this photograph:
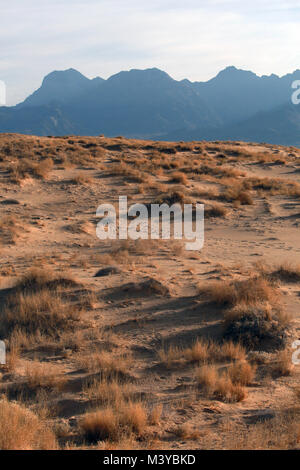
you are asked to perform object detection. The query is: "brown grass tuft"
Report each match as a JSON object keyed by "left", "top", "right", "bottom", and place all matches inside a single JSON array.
[
  {"left": 174, "top": 423, "right": 200, "bottom": 440},
  {"left": 71, "top": 173, "right": 93, "bottom": 185},
  {"left": 24, "top": 361, "right": 66, "bottom": 391},
  {"left": 81, "top": 407, "right": 119, "bottom": 443},
  {"left": 199, "top": 277, "right": 277, "bottom": 307},
  {"left": 224, "top": 302, "right": 290, "bottom": 350},
  {"left": 195, "top": 364, "right": 248, "bottom": 402},
  {"left": 80, "top": 401, "right": 148, "bottom": 443},
  {"left": 14, "top": 266, "right": 79, "bottom": 292},
  {"left": 272, "top": 350, "right": 294, "bottom": 376},
  {"left": 227, "top": 360, "right": 256, "bottom": 385},
  {"left": 169, "top": 171, "right": 188, "bottom": 185},
  {"left": 270, "top": 262, "right": 300, "bottom": 283},
  {"left": 0, "top": 215, "right": 26, "bottom": 245},
  {"left": 0, "top": 289, "right": 81, "bottom": 338},
  {"left": 0, "top": 399, "right": 57, "bottom": 449}
]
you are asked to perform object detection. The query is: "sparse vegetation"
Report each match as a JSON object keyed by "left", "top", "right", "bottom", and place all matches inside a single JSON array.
[
  {"left": 224, "top": 302, "right": 290, "bottom": 350},
  {"left": 195, "top": 364, "right": 247, "bottom": 402},
  {"left": 198, "top": 277, "right": 278, "bottom": 307},
  {"left": 158, "top": 339, "right": 246, "bottom": 367},
  {"left": 23, "top": 361, "right": 66, "bottom": 392},
  {"left": 80, "top": 401, "right": 148, "bottom": 443},
  {"left": 0, "top": 134, "right": 299, "bottom": 450},
  {"left": 271, "top": 349, "right": 294, "bottom": 377},
  {"left": 71, "top": 173, "right": 93, "bottom": 186},
  {"left": 0, "top": 215, "right": 26, "bottom": 245},
  {"left": 77, "top": 350, "right": 132, "bottom": 376},
  {"left": 0, "top": 289, "right": 81, "bottom": 338},
  {"left": 0, "top": 267, "right": 82, "bottom": 339},
  {"left": 169, "top": 171, "right": 188, "bottom": 185},
  {"left": 0, "top": 399, "right": 57, "bottom": 449},
  {"left": 270, "top": 262, "right": 300, "bottom": 283}
]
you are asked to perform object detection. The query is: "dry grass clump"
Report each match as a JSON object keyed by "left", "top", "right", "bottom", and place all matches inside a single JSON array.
[
  {"left": 195, "top": 365, "right": 246, "bottom": 402},
  {"left": 271, "top": 350, "right": 294, "bottom": 377},
  {"left": 109, "top": 162, "right": 150, "bottom": 184},
  {"left": 174, "top": 423, "right": 200, "bottom": 440},
  {"left": 98, "top": 244, "right": 132, "bottom": 266},
  {"left": 70, "top": 173, "right": 93, "bottom": 185},
  {"left": 8, "top": 158, "right": 53, "bottom": 183},
  {"left": 255, "top": 177, "right": 300, "bottom": 197},
  {"left": 211, "top": 412, "right": 300, "bottom": 449},
  {"left": 214, "top": 376, "right": 246, "bottom": 402},
  {"left": 155, "top": 143, "right": 177, "bottom": 154},
  {"left": 120, "top": 402, "right": 148, "bottom": 434},
  {"left": 224, "top": 302, "right": 290, "bottom": 350},
  {"left": 80, "top": 407, "right": 119, "bottom": 443},
  {"left": 186, "top": 339, "right": 246, "bottom": 363},
  {"left": 217, "top": 341, "right": 247, "bottom": 362},
  {"left": 0, "top": 288, "right": 81, "bottom": 338},
  {"left": 154, "top": 190, "right": 191, "bottom": 207},
  {"left": 3, "top": 339, "right": 21, "bottom": 372},
  {"left": 205, "top": 203, "right": 228, "bottom": 218},
  {"left": 14, "top": 266, "right": 79, "bottom": 292},
  {"left": 270, "top": 262, "right": 300, "bottom": 283},
  {"left": 158, "top": 344, "right": 184, "bottom": 367},
  {"left": 32, "top": 158, "right": 54, "bottom": 179},
  {"left": 158, "top": 339, "right": 246, "bottom": 367},
  {"left": 0, "top": 215, "right": 26, "bottom": 245},
  {"left": 195, "top": 364, "right": 218, "bottom": 391},
  {"left": 184, "top": 340, "right": 211, "bottom": 363},
  {"left": 169, "top": 171, "right": 188, "bottom": 185},
  {"left": 149, "top": 404, "right": 163, "bottom": 425},
  {"left": 83, "top": 375, "right": 131, "bottom": 406},
  {"left": 23, "top": 361, "right": 66, "bottom": 391},
  {"left": 80, "top": 401, "right": 148, "bottom": 443},
  {"left": 199, "top": 277, "right": 277, "bottom": 307},
  {"left": 0, "top": 398, "right": 57, "bottom": 449},
  {"left": 77, "top": 351, "right": 132, "bottom": 376},
  {"left": 193, "top": 163, "right": 244, "bottom": 179},
  {"left": 191, "top": 186, "right": 220, "bottom": 200},
  {"left": 227, "top": 361, "right": 257, "bottom": 385},
  {"left": 222, "top": 186, "right": 254, "bottom": 205}
]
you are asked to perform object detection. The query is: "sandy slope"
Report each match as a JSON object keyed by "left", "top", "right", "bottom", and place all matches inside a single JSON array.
[{"left": 0, "top": 135, "right": 299, "bottom": 449}]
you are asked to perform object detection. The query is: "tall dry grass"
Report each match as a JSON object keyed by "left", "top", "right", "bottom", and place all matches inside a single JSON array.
[{"left": 0, "top": 399, "right": 57, "bottom": 449}]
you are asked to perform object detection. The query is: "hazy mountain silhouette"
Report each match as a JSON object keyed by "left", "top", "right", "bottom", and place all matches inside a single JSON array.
[
  {"left": 19, "top": 69, "right": 104, "bottom": 108},
  {"left": 0, "top": 66, "right": 299, "bottom": 145},
  {"left": 165, "top": 103, "right": 300, "bottom": 147},
  {"left": 194, "top": 66, "right": 300, "bottom": 125},
  {"left": 62, "top": 68, "right": 220, "bottom": 137}
]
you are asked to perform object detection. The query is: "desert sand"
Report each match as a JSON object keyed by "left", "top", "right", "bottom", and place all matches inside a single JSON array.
[{"left": 0, "top": 134, "right": 299, "bottom": 449}]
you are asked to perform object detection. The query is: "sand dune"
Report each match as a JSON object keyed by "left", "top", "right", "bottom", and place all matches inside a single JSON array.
[{"left": 0, "top": 134, "right": 299, "bottom": 449}]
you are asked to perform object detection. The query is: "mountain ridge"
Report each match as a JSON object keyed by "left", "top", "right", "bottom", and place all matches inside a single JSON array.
[{"left": 1, "top": 66, "right": 300, "bottom": 145}]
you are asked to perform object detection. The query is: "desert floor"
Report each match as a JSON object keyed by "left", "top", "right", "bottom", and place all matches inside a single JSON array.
[{"left": 0, "top": 134, "right": 299, "bottom": 449}]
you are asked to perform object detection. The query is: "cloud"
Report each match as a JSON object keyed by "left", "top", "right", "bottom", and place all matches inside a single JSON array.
[{"left": 1, "top": 0, "right": 300, "bottom": 105}]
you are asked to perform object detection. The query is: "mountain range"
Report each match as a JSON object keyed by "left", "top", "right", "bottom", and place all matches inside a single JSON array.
[{"left": 0, "top": 66, "right": 300, "bottom": 146}]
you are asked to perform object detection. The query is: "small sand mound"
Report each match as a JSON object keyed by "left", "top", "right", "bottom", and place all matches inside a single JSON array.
[
  {"left": 122, "top": 278, "right": 170, "bottom": 297},
  {"left": 94, "top": 266, "right": 122, "bottom": 277}
]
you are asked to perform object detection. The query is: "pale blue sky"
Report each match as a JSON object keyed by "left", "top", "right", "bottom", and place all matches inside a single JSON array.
[{"left": 1, "top": 0, "right": 300, "bottom": 105}]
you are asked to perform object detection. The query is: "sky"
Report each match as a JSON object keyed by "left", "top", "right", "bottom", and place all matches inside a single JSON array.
[{"left": 1, "top": 0, "right": 300, "bottom": 105}]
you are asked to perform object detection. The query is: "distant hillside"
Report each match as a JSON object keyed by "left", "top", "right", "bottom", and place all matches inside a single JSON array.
[
  {"left": 0, "top": 66, "right": 300, "bottom": 145},
  {"left": 165, "top": 103, "right": 300, "bottom": 147}
]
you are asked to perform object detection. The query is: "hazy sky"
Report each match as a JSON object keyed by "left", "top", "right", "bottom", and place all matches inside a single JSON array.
[{"left": 1, "top": 0, "right": 300, "bottom": 105}]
